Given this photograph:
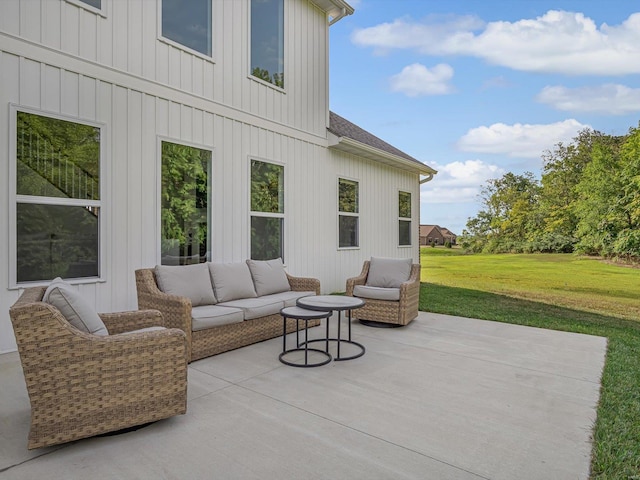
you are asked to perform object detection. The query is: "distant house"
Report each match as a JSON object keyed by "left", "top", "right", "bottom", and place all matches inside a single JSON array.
[{"left": 420, "top": 225, "right": 457, "bottom": 246}]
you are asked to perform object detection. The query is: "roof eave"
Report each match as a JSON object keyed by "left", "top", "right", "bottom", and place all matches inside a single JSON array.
[
  {"left": 311, "top": 0, "right": 355, "bottom": 21},
  {"left": 328, "top": 132, "right": 438, "bottom": 177}
]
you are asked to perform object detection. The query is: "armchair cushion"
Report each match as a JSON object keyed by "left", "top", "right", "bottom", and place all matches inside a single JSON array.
[
  {"left": 155, "top": 263, "right": 217, "bottom": 306},
  {"left": 353, "top": 285, "right": 401, "bottom": 301},
  {"left": 43, "top": 278, "right": 108, "bottom": 336},
  {"left": 120, "top": 326, "right": 167, "bottom": 335},
  {"left": 366, "top": 257, "right": 412, "bottom": 288},
  {"left": 246, "top": 258, "right": 291, "bottom": 296},
  {"left": 209, "top": 262, "right": 257, "bottom": 302}
]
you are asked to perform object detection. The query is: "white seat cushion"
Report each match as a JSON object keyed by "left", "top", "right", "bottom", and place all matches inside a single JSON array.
[
  {"left": 264, "top": 290, "right": 317, "bottom": 307},
  {"left": 246, "top": 258, "right": 291, "bottom": 296},
  {"left": 209, "top": 262, "right": 257, "bottom": 302},
  {"left": 353, "top": 285, "right": 400, "bottom": 301},
  {"left": 191, "top": 305, "right": 245, "bottom": 331},
  {"left": 43, "top": 278, "right": 109, "bottom": 336},
  {"left": 217, "top": 297, "right": 284, "bottom": 320},
  {"left": 366, "top": 257, "right": 412, "bottom": 288},
  {"left": 155, "top": 263, "right": 217, "bottom": 306}
]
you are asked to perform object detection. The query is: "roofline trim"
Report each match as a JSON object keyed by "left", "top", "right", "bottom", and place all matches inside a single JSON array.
[{"left": 329, "top": 133, "right": 438, "bottom": 176}]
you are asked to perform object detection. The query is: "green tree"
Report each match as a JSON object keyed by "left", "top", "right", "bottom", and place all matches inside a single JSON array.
[
  {"left": 573, "top": 138, "right": 626, "bottom": 256},
  {"left": 462, "top": 172, "right": 540, "bottom": 253}
]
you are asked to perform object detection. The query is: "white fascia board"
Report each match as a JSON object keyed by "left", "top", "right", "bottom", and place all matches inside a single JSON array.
[{"left": 328, "top": 132, "right": 438, "bottom": 177}]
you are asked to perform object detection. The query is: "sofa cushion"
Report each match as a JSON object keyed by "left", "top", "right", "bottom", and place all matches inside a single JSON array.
[
  {"left": 366, "top": 257, "right": 412, "bottom": 288},
  {"left": 246, "top": 258, "right": 291, "bottom": 296},
  {"left": 191, "top": 305, "right": 245, "bottom": 331},
  {"left": 43, "top": 277, "right": 109, "bottom": 336},
  {"left": 354, "top": 285, "right": 401, "bottom": 301},
  {"left": 208, "top": 262, "right": 257, "bottom": 302},
  {"left": 217, "top": 297, "right": 284, "bottom": 320},
  {"left": 155, "top": 263, "right": 217, "bottom": 306},
  {"left": 264, "top": 290, "right": 316, "bottom": 308}
]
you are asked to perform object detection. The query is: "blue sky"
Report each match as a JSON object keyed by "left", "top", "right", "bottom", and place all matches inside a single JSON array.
[{"left": 328, "top": 0, "right": 640, "bottom": 235}]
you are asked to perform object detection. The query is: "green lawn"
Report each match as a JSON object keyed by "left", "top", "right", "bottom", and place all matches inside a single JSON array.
[{"left": 419, "top": 247, "right": 640, "bottom": 479}]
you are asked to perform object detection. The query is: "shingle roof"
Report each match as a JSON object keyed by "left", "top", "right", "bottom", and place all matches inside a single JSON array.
[{"left": 328, "top": 111, "right": 421, "bottom": 164}]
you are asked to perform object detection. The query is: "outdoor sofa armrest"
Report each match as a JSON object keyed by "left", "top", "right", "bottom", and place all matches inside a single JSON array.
[
  {"left": 135, "top": 269, "right": 193, "bottom": 331},
  {"left": 286, "top": 273, "right": 321, "bottom": 295}
]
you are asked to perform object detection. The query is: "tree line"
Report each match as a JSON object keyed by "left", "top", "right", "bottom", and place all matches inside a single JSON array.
[{"left": 460, "top": 123, "right": 640, "bottom": 260}]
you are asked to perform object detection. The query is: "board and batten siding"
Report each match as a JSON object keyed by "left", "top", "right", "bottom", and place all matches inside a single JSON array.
[
  {"left": 0, "top": 0, "right": 328, "bottom": 136},
  {"left": 0, "top": 0, "right": 424, "bottom": 353}
]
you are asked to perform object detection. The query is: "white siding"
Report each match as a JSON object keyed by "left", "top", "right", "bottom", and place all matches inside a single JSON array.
[
  {"left": 1, "top": 0, "right": 328, "bottom": 136},
  {"left": 0, "top": 0, "right": 424, "bottom": 353}
]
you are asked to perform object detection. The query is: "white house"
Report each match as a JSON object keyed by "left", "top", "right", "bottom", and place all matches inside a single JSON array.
[{"left": 0, "top": 0, "right": 436, "bottom": 353}]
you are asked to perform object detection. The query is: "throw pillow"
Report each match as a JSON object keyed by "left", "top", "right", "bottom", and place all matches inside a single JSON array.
[
  {"left": 154, "top": 263, "right": 217, "bottom": 306},
  {"left": 43, "top": 277, "right": 109, "bottom": 336},
  {"left": 246, "top": 258, "right": 291, "bottom": 296},
  {"left": 366, "top": 257, "right": 413, "bottom": 288},
  {"left": 208, "top": 262, "right": 258, "bottom": 302}
]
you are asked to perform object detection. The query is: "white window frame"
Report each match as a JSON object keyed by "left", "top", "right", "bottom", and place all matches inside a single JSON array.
[
  {"left": 249, "top": 158, "right": 285, "bottom": 261},
  {"left": 338, "top": 177, "right": 359, "bottom": 250},
  {"left": 65, "top": 0, "right": 107, "bottom": 17},
  {"left": 398, "top": 190, "right": 412, "bottom": 247},
  {"left": 157, "top": 137, "right": 213, "bottom": 266},
  {"left": 158, "top": 0, "right": 214, "bottom": 61},
  {"left": 248, "top": 0, "right": 286, "bottom": 91},
  {"left": 9, "top": 105, "right": 106, "bottom": 288}
]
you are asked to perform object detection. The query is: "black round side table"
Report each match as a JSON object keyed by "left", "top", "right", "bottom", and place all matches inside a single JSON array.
[{"left": 279, "top": 306, "right": 332, "bottom": 368}]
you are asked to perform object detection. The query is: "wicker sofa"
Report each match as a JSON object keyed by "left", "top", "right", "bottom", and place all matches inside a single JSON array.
[
  {"left": 9, "top": 284, "right": 188, "bottom": 449},
  {"left": 135, "top": 258, "right": 321, "bottom": 362},
  {"left": 346, "top": 257, "right": 421, "bottom": 327}
]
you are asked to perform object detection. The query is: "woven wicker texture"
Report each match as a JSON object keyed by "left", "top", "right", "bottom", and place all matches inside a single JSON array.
[
  {"left": 135, "top": 268, "right": 321, "bottom": 362},
  {"left": 9, "top": 288, "right": 188, "bottom": 450},
  {"left": 346, "top": 261, "right": 421, "bottom": 326}
]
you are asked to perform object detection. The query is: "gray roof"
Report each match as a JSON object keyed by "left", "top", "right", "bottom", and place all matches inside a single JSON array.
[{"left": 328, "top": 111, "right": 422, "bottom": 165}]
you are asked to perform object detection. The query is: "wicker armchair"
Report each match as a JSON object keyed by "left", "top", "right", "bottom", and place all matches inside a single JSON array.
[
  {"left": 9, "top": 287, "right": 188, "bottom": 450},
  {"left": 346, "top": 261, "right": 421, "bottom": 327}
]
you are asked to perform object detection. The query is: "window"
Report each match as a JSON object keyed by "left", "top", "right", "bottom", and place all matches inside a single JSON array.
[
  {"left": 161, "top": 141, "right": 211, "bottom": 265},
  {"left": 250, "top": 0, "right": 284, "bottom": 88},
  {"left": 251, "top": 160, "right": 284, "bottom": 260},
  {"left": 66, "top": 0, "right": 106, "bottom": 16},
  {"left": 14, "top": 110, "right": 102, "bottom": 283},
  {"left": 78, "top": 0, "right": 101, "bottom": 8},
  {"left": 399, "top": 191, "right": 412, "bottom": 246},
  {"left": 338, "top": 178, "right": 359, "bottom": 248},
  {"left": 162, "top": 0, "right": 212, "bottom": 57}
]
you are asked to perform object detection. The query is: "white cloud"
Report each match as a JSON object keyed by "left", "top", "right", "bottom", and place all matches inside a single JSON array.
[
  {"left": 456, "top": 119, "right": 590, "bottom": 158},
  {"left": 537, "top": 84, "right": 640, "bottom": 115},
  {"left": 421, "top": 159, "right": 504, "bottom": 204},
  {"left": 352, "top": 11, "right": 640, "bottom": 75},
  {"left": 390, "top": 63, "right": 454, "bottom": 96}
]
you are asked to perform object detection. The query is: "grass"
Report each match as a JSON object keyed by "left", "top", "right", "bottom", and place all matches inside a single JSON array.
[{"left": 418, "top": 247, "right": 640, "bottom": 479}]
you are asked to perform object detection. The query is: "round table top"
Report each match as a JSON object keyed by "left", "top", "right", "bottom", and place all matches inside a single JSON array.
[
  {"left": 280, "top": 306, "right": 332, "bottom": 319},
  {"left": 297, "top": 295, "right": 365, "bottom": 312}
]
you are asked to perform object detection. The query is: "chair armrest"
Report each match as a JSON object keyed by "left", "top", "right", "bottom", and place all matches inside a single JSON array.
[
  {"left": 398, "top": 264, "right": 421, "bottom": 306},
  {"left": 100, "top": 309, "right": 165, "bottom": 335},
  {"left": 346, "top": 261, "right": 370, "bottom": 296},
  {"left": 286, "top": 273, "right": 321, "bottom": 295},
  {"left": 12, "top": 303, "right": 188, "bottom": 386}
]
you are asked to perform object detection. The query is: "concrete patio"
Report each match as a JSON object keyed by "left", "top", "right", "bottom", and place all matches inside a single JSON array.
[{"left": 0, "top": 312, "right": 606, "bottom": 480}]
